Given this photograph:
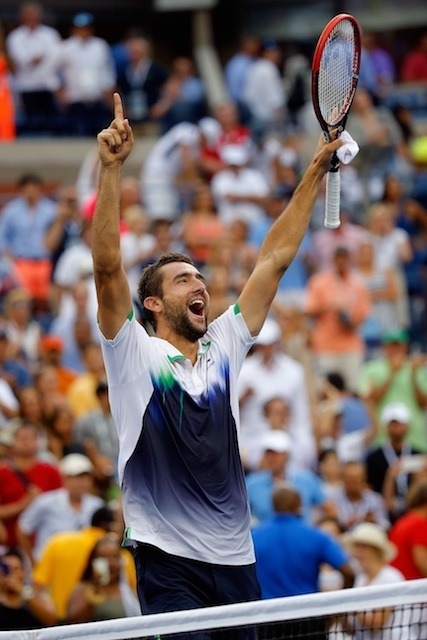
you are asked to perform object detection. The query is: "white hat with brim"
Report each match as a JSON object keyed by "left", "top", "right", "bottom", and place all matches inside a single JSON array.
[
  {"left": 261, "top": 430, "right": 292, "bottom": 454},
  {"left": 220, "top": 144, "right": 250, "bottom": 166},
  {"left": 198, "top": 118, "right": 222, "bottom": 146},
  {"left": 256, "top": 318, "right": 281, "bottom": 346},
  {"left": 60, "top": 453, "right": 93, "bottom": 476},
  {"left": 381, "top": 402, "right": 411, "bottom": 425},
  {"left": 342, "top": 523, "right": 397, "bottom": 562}
]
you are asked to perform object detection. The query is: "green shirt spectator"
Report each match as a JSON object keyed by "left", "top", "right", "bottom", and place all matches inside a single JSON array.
[{"left": 358, "top": 329, "right": 427, "bottom": 452}]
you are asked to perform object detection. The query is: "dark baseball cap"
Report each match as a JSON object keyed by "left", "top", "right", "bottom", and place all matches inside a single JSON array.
[{"left": 382, "top": 328, "right": 409, "bottom": 344}]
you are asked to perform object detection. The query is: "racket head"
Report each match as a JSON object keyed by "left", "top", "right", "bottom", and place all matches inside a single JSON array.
[{"left": 311, "top": 13, "right": 361, "bottom": 135}]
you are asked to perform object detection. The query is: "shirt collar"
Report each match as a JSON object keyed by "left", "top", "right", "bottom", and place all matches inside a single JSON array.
[{"left": 166, "top": 340, "right": 211, "bottom": 363}]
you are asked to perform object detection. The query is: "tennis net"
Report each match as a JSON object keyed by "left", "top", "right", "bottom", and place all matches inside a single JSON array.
[{"left": 2, "top": 578, "right": 426, "bottom": 640}]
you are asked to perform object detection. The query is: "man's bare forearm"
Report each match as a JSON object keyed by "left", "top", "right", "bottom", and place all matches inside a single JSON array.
[
  {"left": 92, "top": 163, "right": 123, "bottom": 276},
  {"left": 258, "top": 159, "right": 324, "bottom": 274}
]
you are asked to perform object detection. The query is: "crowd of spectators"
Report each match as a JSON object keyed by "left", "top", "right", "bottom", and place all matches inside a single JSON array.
[{"left": 0, "top": 0, "right": 427, "bottom": 634}]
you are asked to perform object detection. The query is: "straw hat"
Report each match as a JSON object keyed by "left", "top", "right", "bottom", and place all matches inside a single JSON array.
[{"left": 342, "top": 523, "right": 397, "bottom": 562}]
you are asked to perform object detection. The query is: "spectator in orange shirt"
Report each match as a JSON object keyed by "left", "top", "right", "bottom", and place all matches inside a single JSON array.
[
  {"left": 305, "top": 246, "right": 371, "bottom": 392},
  {"left": 38, "top": 334, "right": 78, "bottom": 395}
]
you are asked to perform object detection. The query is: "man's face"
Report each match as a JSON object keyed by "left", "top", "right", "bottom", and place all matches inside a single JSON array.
[
  {"left": 265, "top": 450, "right": 287, "bottom": 476},
  {"left": 12, "top": 425, "right": 38, "bottom": 458},
  {"left": 155, "top": 263, "right": 210, "bottom": 342},
  {"left": 343, "top": 464, "right": 365, "bottom": 497},
  {"left": 333, "top": 250, "right": 350, "bottom": 275},
  {"left": 387, "top": 419, "right": 408, "bottom": 443},
  {"left": 64, "top": 472, "right": 93, "bottom": 498},
  {"left": 21, "top": 5, "right": 41, "bottom": 29},
  {"left": 21, "top": 182, "right": 42, "bottom": 205}
]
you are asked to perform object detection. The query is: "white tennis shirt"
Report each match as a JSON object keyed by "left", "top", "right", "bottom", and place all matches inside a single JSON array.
[{"left": 99, "top": 304, "right": 256, "bottom": 565}]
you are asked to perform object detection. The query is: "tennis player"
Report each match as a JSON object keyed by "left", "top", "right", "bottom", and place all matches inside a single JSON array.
[{"left": 92, "top": 93, "right": 343, "bottom": 614}]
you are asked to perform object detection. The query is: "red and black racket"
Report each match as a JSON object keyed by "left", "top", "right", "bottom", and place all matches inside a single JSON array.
[{"left": 312, "top": 13, "right": 361, "bottom": 228}]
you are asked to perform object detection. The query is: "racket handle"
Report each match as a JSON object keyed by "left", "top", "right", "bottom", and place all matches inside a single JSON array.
[{"left": 324, "top": 168, "right": 341, "bottom": 229}]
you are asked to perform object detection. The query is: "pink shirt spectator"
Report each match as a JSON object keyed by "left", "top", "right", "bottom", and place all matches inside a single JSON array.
[
  {"left": 306, "top": 269, "right": 371, "bottom": 354},
  {"left": 311, "top": 219, "right": 369, "bottom": 271}
]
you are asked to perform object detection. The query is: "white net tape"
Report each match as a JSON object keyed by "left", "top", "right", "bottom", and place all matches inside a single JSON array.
[{"left": 2, "top": 578, "right": 426, "bottom": 640}]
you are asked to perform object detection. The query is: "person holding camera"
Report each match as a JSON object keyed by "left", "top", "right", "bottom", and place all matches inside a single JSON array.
[
  {"left": 66, "top": 535, "right": 140, "bottom": 623},
  {"left": 0, "top": 547, "right": 56, "bottom": 630}
]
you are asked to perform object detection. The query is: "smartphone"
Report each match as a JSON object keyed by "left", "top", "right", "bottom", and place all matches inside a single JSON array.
[
  {"left": 400, "top": 455, "right": 426, "bottom": 474},
  {"left": 92, "top": 557, "right": 110, "bottom": 585}
]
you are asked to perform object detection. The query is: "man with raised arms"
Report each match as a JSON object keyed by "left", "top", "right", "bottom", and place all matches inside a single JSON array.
[{"left": 92, "top": 93, "right": 343, "bottom": 614}]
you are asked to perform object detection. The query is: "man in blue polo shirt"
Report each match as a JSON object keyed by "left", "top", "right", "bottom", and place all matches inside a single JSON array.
[
  {"left": 253, "top": 484, "right": 354, "bottom": 639},
  {"left": 253, "top": 483, "right": 353, "bottom": 598}
]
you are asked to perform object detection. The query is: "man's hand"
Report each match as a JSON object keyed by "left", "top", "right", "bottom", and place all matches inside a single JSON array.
[
  {"left": 312, "top": 131, "right": 344, "bottom": 175},
  {"left": 97, "top": 93, "right": 134, "bottom": 167}
]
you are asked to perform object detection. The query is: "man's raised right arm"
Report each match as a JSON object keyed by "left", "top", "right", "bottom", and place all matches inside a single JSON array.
[{"left": 92, "top": 93, "right": 134, "bottom": 339}]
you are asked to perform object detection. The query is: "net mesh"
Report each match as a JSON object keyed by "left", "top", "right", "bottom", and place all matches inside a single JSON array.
[
  {"left": 318, "top": 19, "right": 357, "bottom": 126},
  {"left": 2, "top": 579, "right": 426, "bottom": 640}
]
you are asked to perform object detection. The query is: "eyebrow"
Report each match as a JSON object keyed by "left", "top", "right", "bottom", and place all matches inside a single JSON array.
[{"left": 172, "top": 270, "right": 206, "bottom": 284}]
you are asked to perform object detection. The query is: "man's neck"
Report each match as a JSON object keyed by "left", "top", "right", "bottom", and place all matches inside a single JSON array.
[
  {"left": 13, "top": 455, "right": 35, "bottom": 471},
  {"left": 69, "top": 494, "right": 83, "bottom": 509},
  {"left": 389, "top": 438, "right": 404, "bottom": 453},
  {"left": 157, "top": 328, "right": 199, "bottom": 364},
  {"left": 346, "top": 491, "right": 362, "bottom": 502}
]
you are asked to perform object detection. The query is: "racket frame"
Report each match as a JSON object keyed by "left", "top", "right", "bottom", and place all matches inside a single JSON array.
[{"left": 311, "top": 13, "right": 362, "bottom": 228}]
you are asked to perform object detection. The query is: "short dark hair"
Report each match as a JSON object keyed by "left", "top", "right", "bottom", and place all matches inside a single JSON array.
[
  {"left": 137, "top": 253, "right": 195, "bottom": 328},
  {"left": 327, "top": 372, "right": 346, "bottom": 392},
  {"left": 91, "top": 506, "right": 115, "bottom": 528},
  {"left": 17, "top": 173, "right": 43, "bottom": 188}
]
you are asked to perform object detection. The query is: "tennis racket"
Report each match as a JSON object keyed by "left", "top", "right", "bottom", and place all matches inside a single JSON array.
[{"left": 312, "top": 13, "right": 361, "bottom": 229}]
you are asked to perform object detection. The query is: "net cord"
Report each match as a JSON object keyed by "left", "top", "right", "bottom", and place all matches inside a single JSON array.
[{"left": 2, "top": 578, "right": 426, "bottom": 640}]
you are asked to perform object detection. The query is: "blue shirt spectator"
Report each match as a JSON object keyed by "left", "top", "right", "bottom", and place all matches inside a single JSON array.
[
  {"left": 225, "top": 35, "right": 260, "bottom": 103},
  {"left": 247, "top": 468, "right": 326, "bottom": 523},
  {"left": 0, "top": 191, "right": 56, "bottom": 260},
  {"left": 252, "top": 484, "right": 353, "bottom": 598},
  {"left": 245, "top": 427, "right": 325, "bottom": 527}
]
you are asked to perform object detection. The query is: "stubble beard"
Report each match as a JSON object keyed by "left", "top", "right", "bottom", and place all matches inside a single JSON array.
[{"left": 163, "top": 300, "right": 208, "bottom": 343}]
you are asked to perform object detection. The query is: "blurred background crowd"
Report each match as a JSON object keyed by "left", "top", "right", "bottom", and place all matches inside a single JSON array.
[{"left": 0, "top": 0, "right": 427, "bottom": 634}]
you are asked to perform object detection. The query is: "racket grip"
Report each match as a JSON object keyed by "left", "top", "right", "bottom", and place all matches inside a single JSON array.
[{"left": 324, "top": 168, "right": 341, "bottom": 229}]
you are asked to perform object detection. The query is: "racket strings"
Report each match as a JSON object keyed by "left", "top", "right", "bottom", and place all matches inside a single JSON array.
[{"left": 318, "top": 19, "right": 357, "bottom": 126}]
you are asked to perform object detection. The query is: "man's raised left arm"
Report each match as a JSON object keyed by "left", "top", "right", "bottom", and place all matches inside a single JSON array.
[{"left": 237, "top": 134, "right": 343, "bottom": 336}]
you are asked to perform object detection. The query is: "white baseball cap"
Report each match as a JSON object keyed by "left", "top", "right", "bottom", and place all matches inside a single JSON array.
[
  {"left": 381, "top": 402, "right": 411, "bottom": 425},
  {"left": 256, "top": 318, "right": 281, "bottom": 346},
  {"left": 198, "top": 118, "right": 222, "bottom": 145},
  {"left": 261, "top": 430, "right": 292, "bottom": 454},
  {"left": 60, "top": 454, "right": 93, "bottom": 476},
  {"left": 220, "top": 144, "right": 250, "bottom": 166}
]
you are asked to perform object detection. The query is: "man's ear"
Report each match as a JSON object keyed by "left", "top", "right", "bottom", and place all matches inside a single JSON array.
[{"left": 143, "top": 297, "right": 162, "bottom": 314}]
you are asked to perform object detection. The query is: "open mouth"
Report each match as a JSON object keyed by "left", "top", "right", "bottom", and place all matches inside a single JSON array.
[{"left": 188, "top": 299, "right": 205, "bottom": 317}]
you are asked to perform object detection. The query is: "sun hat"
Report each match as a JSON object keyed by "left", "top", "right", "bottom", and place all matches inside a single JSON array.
[{"left": 342, "top": 523, "right": 397, "bottom": 562}]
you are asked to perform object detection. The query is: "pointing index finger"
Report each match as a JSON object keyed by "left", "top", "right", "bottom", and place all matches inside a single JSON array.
[{"left": 113, "top": 92, "right": 124, "bottom": 121}]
